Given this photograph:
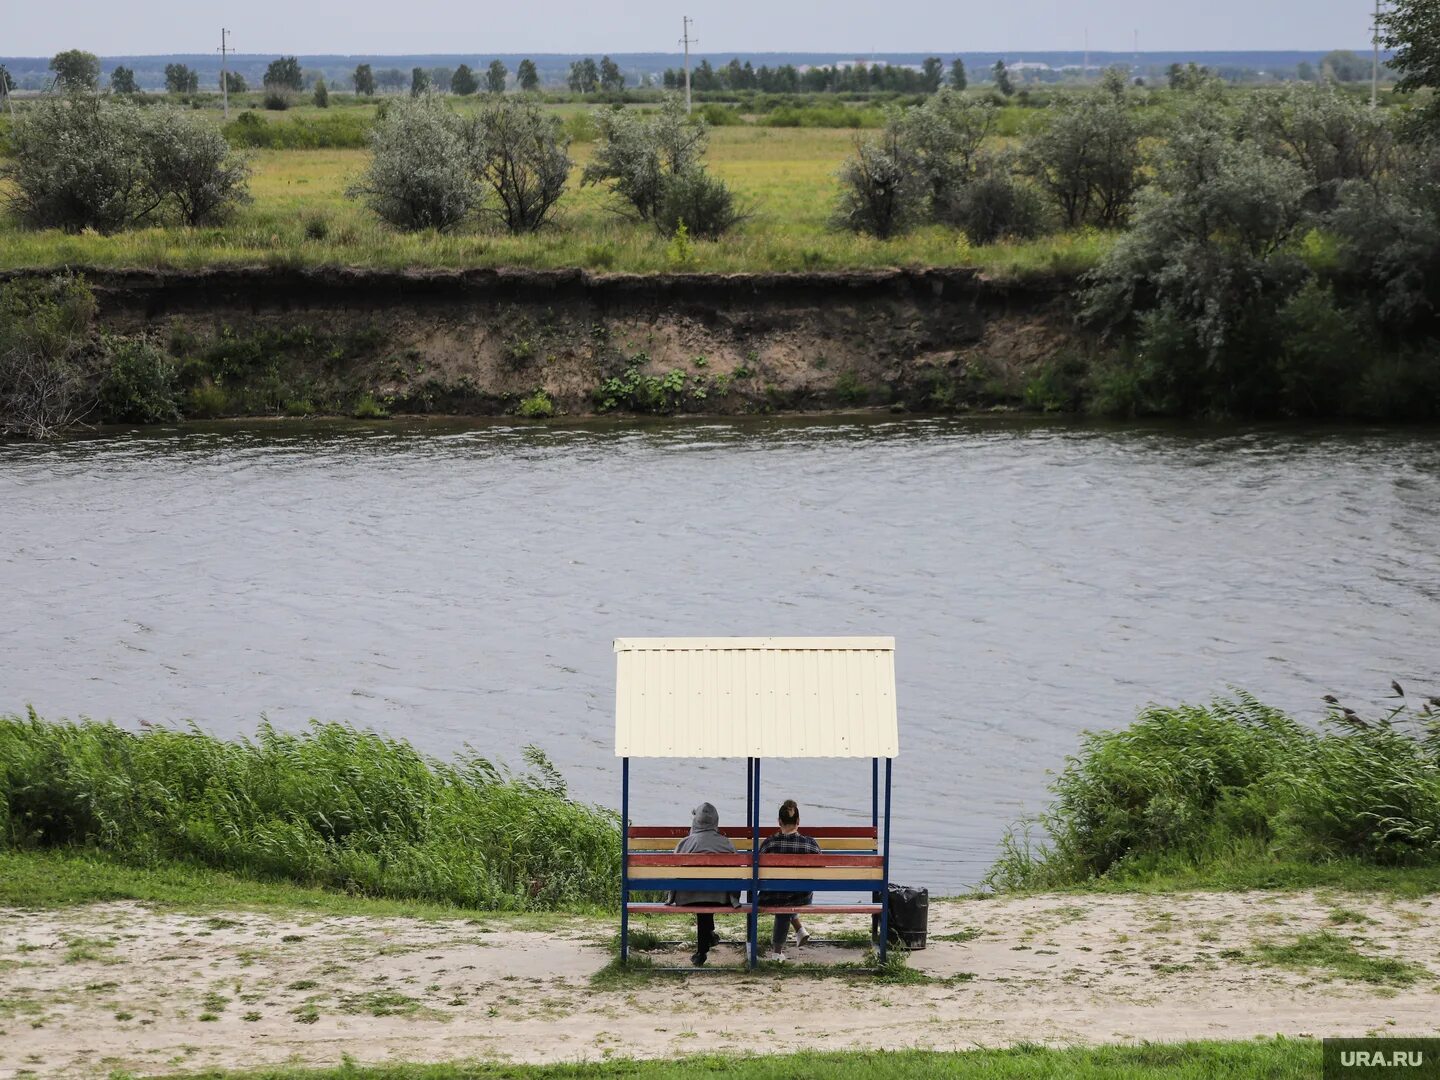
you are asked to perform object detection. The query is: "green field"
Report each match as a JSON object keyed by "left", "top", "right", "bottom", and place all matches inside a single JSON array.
[{"left": 0, "top": 113, "right": 1105, "bottom": 277}]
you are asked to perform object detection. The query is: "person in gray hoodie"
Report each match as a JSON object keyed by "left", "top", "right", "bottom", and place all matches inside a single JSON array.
[{"left": 668, "top": 801, "right": 738, "bottom": 966}]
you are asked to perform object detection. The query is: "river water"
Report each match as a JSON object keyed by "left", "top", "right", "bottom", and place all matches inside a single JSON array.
[{"left": 3, "top": 416, "right": 1438, "bottom": 892}]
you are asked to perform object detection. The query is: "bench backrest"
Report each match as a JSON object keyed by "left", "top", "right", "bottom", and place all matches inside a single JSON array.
[{"left": 626, "top": 825, "right": 877, "bottom": 852}]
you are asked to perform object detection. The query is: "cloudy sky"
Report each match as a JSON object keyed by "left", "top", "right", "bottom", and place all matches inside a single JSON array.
[{"left": 8, "top": 0, "right": 1376, "bottom": 56}]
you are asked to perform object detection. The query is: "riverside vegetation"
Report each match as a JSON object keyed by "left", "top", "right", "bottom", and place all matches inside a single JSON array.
[{"left": 4, "top": 686, "right": 1439, "bottom": 917}]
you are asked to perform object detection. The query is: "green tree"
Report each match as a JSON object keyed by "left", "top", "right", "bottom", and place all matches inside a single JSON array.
[
  {"left": 599, "top": 55, "right": 624, "bottom": 92},
  {"left": 110, "top": 66, "right": 138, "bottom": 95},
  {"left": 223, "top": 72, "right": 248, "bottom": 94},
  {"left": 164, "top": 63, "right": 199, "bottom": 94},
  {"left": 0, "top": 65, "right": 14, "bottom": 94},
  {"left": 474, "top": 97, "right": 572, "bottom": 233},
  {"left": 353, "top": 64, "right": 375, "bottom": 96},
  {"left": 582, "top": 94, "right": 709, "bottom": 220},
  {"left": 1296, "top": 61, "right": 1316, "bottom": 82},
  {"left": 264, "top": 56, "right": 304, "bottom": 91},
  {"left": 50, "top": 50, "right": 101, "bottom": 91},
  {"left": 992, "top": 60, "right": 1014, "bottom": 97},
  {"left": 517, "top": 58, "right": 539, "bottom": 91},
  {"left": 921, "top": 57, "right": 944, "bottom": 93},
  {"left": 950, "top": 58, "right": 968, "bottom": 90},
  {"left": 142, "top": 107, "right": 253, "bottom": 226},
  {"left": 1247, "top": 83, "right": 1395, "bottom": 211},
  {"left": 486, "top": 60, "right": 508, "bottom": 94},
  {"left": 1024, "top": 77, "right": 1144, "bottom": 228},
  {"left": 1381, "top": 0, "right": 1440, "bottom": 133},
  {"left": 347, "top": 97, "right": 483, "bottom": 231},
  {"left": 1320, "top": 49, "right": 1369, "bottom": 83},
  {"left": 568, "top": 58, "right": 599, "bottom": 93},
  {"left": 450, "top": 64, "right": 478, "bottom": 96},
  {"left": 313, "top": 77, "right": 329, "bottom": 108},
  {"left": 411, "top": 67, "right": 431, "bottom": 96},
  {"left": 832, "top": 127, "right": 927, "bottom": 238}
]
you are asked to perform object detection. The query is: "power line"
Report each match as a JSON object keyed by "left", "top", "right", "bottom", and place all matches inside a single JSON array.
[
  {"left": 219, "top": 28, "right": 232, "bottom": 120},
  {"left": 680, "top": 15, "right": 697, "bottom": 113}
]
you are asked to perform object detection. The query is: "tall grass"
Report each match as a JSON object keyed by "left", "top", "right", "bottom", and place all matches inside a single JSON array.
[
  {"left": 986, "top": 690, "right": 1440, "bottom": 891},
  {"left": 0, "top": 711, "right": 619, "bottom": 911}
]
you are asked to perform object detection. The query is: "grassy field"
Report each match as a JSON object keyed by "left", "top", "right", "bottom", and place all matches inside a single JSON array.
[
  {"left": 0, "top": 122, "right": 1108, "bottom": 277},
  {"left": 140, "top": 1041, "right": 1320, "bottom": 1080}
]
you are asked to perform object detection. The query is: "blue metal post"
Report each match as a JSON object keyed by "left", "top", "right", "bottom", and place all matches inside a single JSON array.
[
  {"left": 879, "top": 757, "right": 893, "bottom": 965},
  {"left": 620, "top": 756, "right": 630, "bottom": 965},
  {"left": 746, "top": 757, "right": 753, "bottom": 832},
  {"left": 871, "top": 757, "right": 878, "bottom": 834},
  {"left": 749, "top": 757, "right": 761, "bottom": 969}
]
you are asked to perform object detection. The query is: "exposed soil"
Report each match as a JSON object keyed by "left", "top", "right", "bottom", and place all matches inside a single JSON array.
[
  {"left": 2, "top": 267, "right": 1081, "bottom": 419},
  {"left": 3, "top": 890, "right": 1437, "bottom": 1077}
]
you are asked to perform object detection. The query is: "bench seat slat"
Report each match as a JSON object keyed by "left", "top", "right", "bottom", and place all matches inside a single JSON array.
[
  {"left": 626, "top": 904, "right": 745, "bottom": 915},
  {"left": 627, "top": 838, "right": 877, "bottom": 851},
  {"left": 627, "top": 854, "right": 881, "bottom": 868},
  {"left": 758, "top": 905, "right": 882, "bottom": 915}
]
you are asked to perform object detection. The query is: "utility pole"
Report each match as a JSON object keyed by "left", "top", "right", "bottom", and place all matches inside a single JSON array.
[
  {"left": 1372, "top": 0, "right": 1381, "bottom": 108},
  {"left": 680, "top": 15, "right": 697, "bottom": 113},
  {"left": 219, "top": 27, "right": 232, "bottom": 119}
]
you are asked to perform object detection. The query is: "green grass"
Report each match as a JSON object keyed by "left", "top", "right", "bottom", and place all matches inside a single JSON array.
[
  {"left": 136, "top": 1040, "right": 1321, "bottom": 1080},
  {"left": 0, "top": 713, "right": 619, "bottom": 912},
  {"left": 985, "top": 692, "right": 1440, "bottom": 896},
  {"left": 0, "top": 128, "right": 1107, "bottom": 279},
  {"left": 1248, "top": 931, "right": 1429, "bottom": 987}
]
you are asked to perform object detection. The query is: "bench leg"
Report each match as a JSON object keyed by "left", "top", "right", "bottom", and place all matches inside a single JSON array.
[{"left": 620, "top": 893, "right": 630, "bottom": 966}]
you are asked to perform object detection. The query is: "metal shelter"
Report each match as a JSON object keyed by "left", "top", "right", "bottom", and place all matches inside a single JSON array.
[{"left": 616, "top": 636, "right": 900, "bottom": 968}]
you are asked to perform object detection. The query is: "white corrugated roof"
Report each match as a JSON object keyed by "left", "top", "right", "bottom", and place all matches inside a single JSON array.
[{"left": 613, "top": 637, "right": 898, "bottom": 759}]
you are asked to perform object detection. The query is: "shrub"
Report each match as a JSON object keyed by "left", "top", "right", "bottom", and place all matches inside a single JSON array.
[
  {"left": 473, "top": 98, "right": 572, "bottom": 234},
  {"left": 352, "top": 392, "right": 389, "bottom": 418},
  {"left": 1246, "top": 83, "right": 1395, "bottom": 212},
  {"left": 262, "top": 87, "right": 295, "bottom": 111},
  {"left": 654, "top": 169, "right": 743, "bottom": 239},
  {"left": 348, "top": 98, "right": 483, "bottom": 232},
  {"left": 312, "top": 78, "right": 329, "bottom": 109},
  {"left": 832, "top": 130, "right": 926, "bottom": 238},
  {"left": 98, "top": 338, "right": 179, "bottom": 423},
  {"left": 185, "top": 382, "right": 228, "bottom": 418},
  {"left": 582, "top": 95, "right": 708, "bottom": 221},
  {"left": 0, "top": 275, "right": 97, "bottom": 439},
  {"left": 1, "top": 94, "right": 155, "bottom": 233},
  {"left": 0, "top": 714, "right": 621, "bottom": 911},
  {"left": 143, "top": 109, "right": 252, "bottom": 226},
  {"left": 1024, "top": 76, "right": 1145, "bottom": 229},
  {"left": 944, "top": 153, "right": 1047, "bottom": 243},
  {"left": 892, "top": 89, "right": 996, "bottom": 216},
  {"left": 223, "top": 112, "right": 370, "bottom": 150}
]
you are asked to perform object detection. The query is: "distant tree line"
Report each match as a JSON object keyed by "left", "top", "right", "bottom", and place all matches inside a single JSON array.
[{"left": 661, "top": 57, "right": 950, "bottom": 94}]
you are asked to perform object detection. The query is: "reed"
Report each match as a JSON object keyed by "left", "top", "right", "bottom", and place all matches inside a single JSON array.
[{"left": 0, "top": 711, "right": 619, "bottom": 911}]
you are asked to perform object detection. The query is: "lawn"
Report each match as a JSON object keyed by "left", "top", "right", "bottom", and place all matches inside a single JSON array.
[{"left": 0, "top": 123, "right": 1109, "bottom": 277}]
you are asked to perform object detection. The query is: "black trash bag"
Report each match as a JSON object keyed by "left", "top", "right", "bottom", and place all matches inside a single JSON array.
[{"left": 871, "top": 883, "right": 929, "bottom": 950}]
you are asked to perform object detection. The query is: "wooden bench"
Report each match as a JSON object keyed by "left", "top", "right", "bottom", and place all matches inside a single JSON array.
[{"left": 622, "top": 826, "right": 885, "bottom": 963}]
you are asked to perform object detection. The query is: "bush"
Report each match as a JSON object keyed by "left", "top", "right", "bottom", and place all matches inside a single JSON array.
[
  {"left": 2, "top": 95, "right": 251, "bottom": 232},
  {"left": 143, "top": 109, "right": 252, "bottom": 226},
  {"left": 0, "top": 714, "right": 621, "bottom": 911},
  {"left": 262, "top": 86, "right": 296, "bottom": 111},
  {"left": 832, "top": 130, "right": 926, "bottom": 239},
  {"left": 223, "top": 111, "right": 371, "bottom": 150},
  {"left": 1, "top": 94, "right": 155, "bottom": 233},
  {"left": 517, "top": 389, "right": 556, "bottom": 418},
  {"left": 473, "top": 98, "right": 572, "bottom": 234},
  {"left": 893, "top": 89, "right": 996, "bottom": 216},
  {"left": 0, "top": 275, "right": 97, "bottom": 439},
  {"left": 312, "top": 78, "right": 329, "bottom": 109},
  {"left": 943, "top": 153, "right": 1047, "bottom": 243},
  {"left": 654, "top": 169, "right": 743, "bottom": 239},
  {"left": 348, "top": 98, "right": 483, "bottom": 232},
  {"left": 985, "top": 689, "right": 1440, "bottom": 890},
  {"left": 582, "top": 95, "right": 709, "bottom": 221},
  {"left": 1024, "top": 76, "right": 1145, "bottom": 229},
  {"left": 98, "top": 338, "right": 179, "bottom": 423}
]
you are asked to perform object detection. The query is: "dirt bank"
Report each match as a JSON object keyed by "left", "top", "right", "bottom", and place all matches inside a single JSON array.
[
  {"left": 3, "top": 267, "right": 1082, "bottom": 419},
  {"left": 2, "top": 890, "right": 1435, "bottom": 1077}
]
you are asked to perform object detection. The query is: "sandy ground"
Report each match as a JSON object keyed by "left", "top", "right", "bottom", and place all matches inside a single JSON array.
[{"left": 2, "top": 891, "right": 1438, "bottom": 1078}]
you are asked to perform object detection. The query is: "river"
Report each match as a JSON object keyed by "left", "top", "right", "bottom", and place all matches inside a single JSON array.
[{"left": 3, "top": 416, "right": 1438, "bottom": 892}]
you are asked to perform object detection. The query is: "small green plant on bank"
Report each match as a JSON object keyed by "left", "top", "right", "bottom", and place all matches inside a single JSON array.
[
  {"left": 351, "top": 392, "right": 388, "bottom": 419},
  {"left": 516, "top": 390, "right": 556, "bottom": 418},
  {"left": 665, "top": 220, "right": 695, "bottom": 265},
  {"left": 594, "top": 357, "right": 694, "bottom": 413}
]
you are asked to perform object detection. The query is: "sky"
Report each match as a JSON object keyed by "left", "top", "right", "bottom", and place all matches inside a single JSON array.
[{"left": 7, "top": 0, "right": 1377, "bottom": 57}]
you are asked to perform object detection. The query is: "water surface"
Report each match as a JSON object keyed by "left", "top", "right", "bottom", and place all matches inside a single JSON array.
[{"left": 4, "top": 416, "right": 1438, "bottom": 890}]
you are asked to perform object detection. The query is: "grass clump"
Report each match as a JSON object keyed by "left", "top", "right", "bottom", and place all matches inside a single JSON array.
[
  {"left": 0, "top": 711, "right": 620, "bottom": 911},
  {"left": 1249, "top": 931, "right": 1427, "bottom": 987},
  {"left": 986, "top": 687, "right": 1440, "bottom": 892}
]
